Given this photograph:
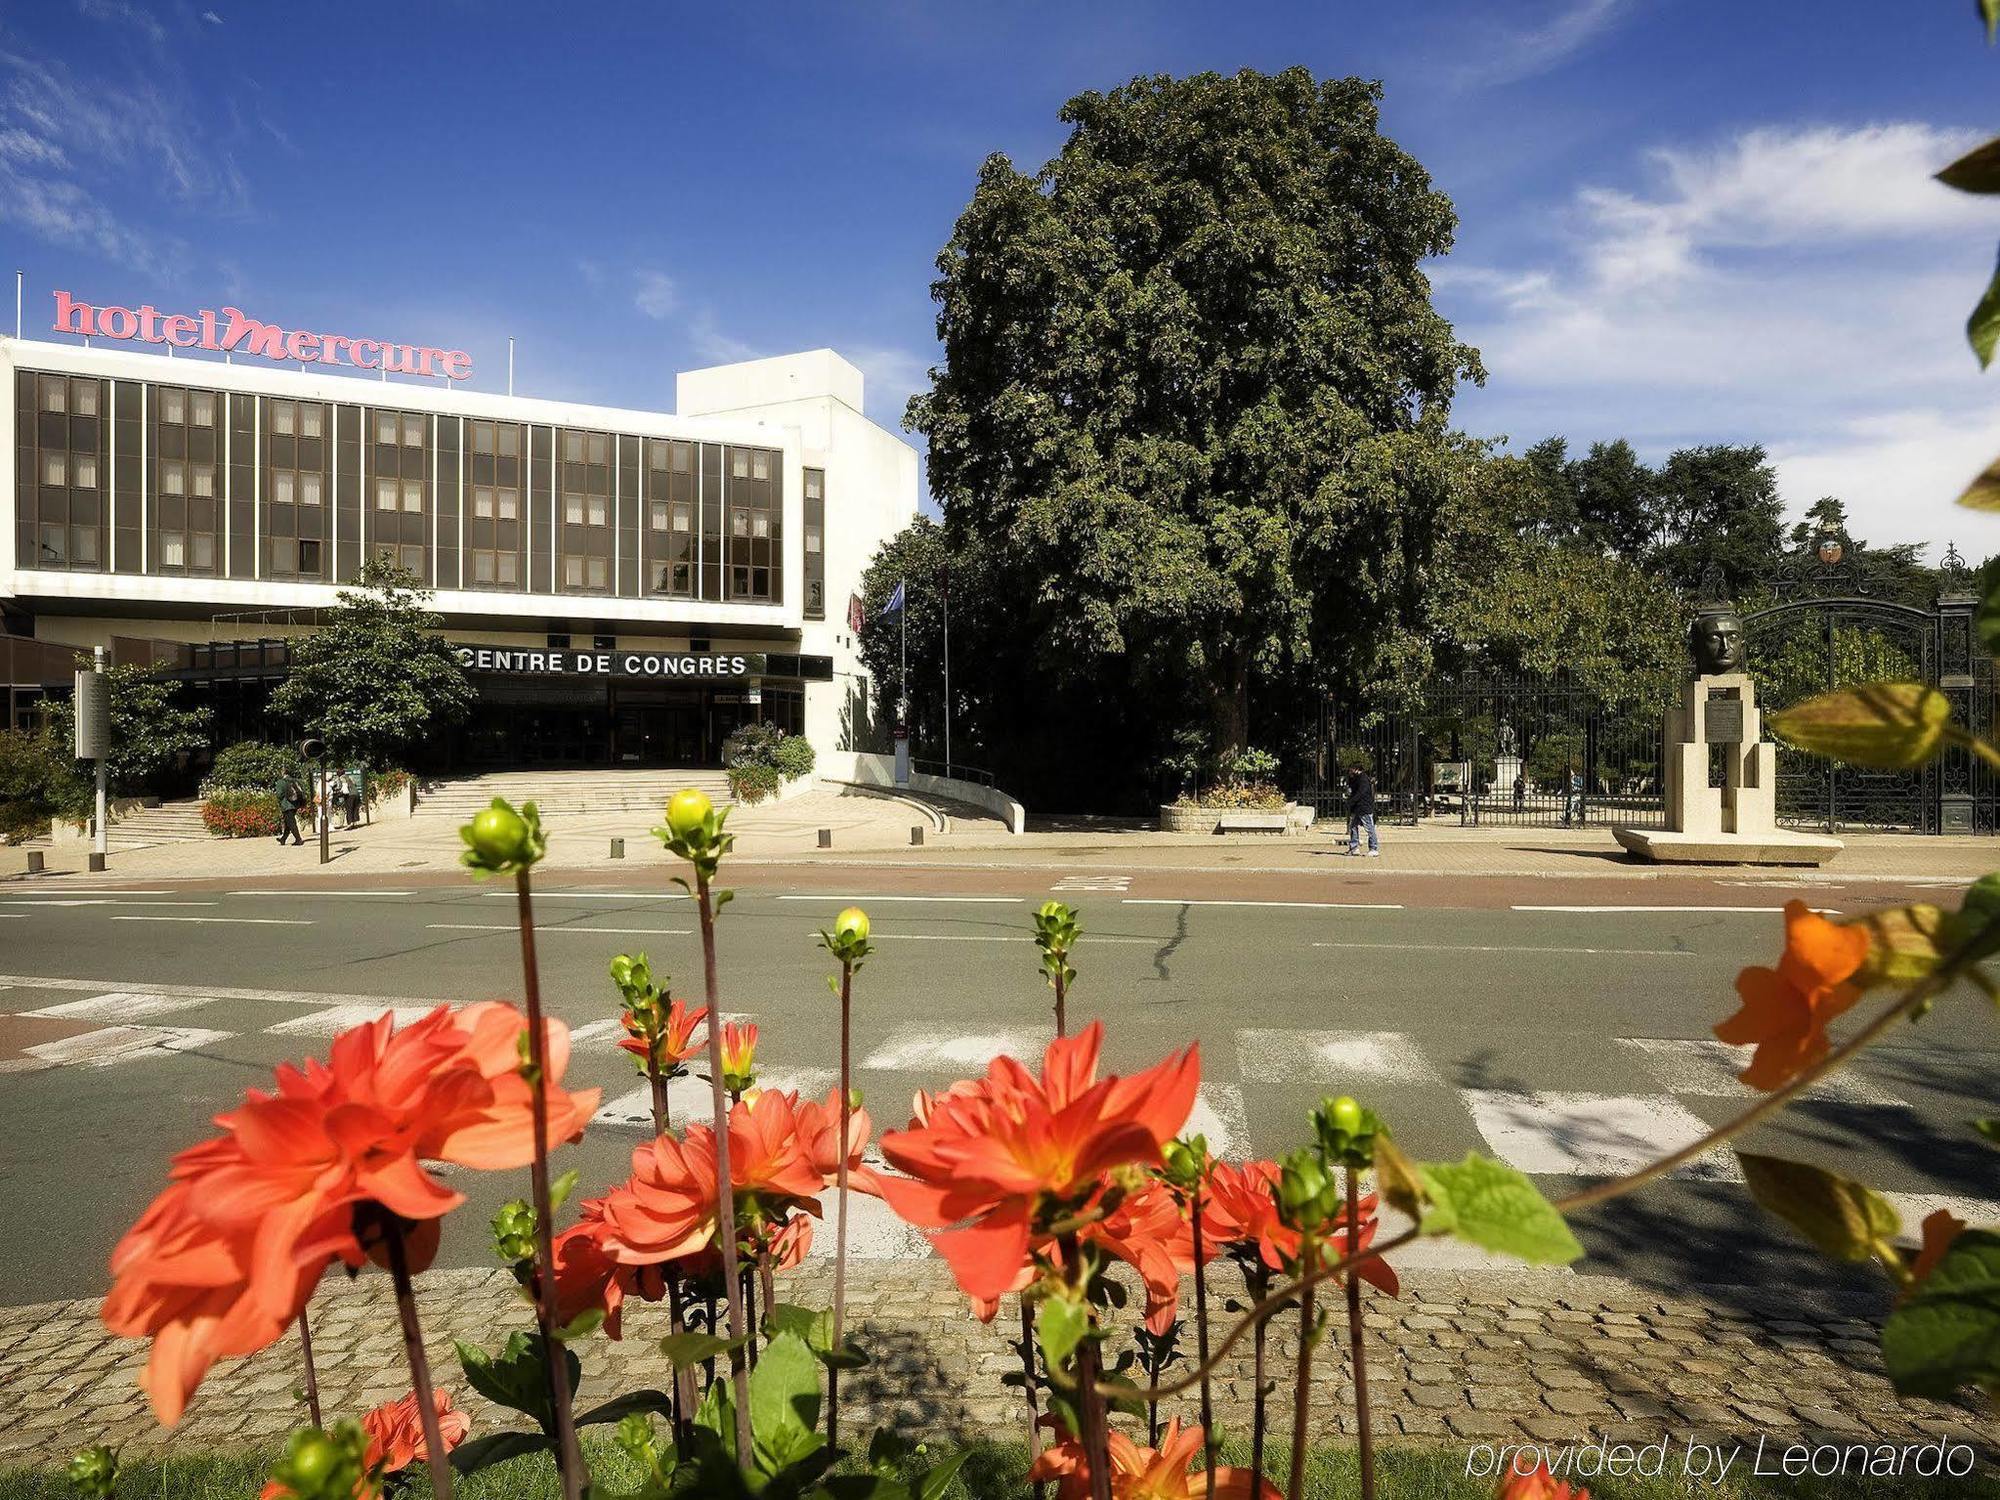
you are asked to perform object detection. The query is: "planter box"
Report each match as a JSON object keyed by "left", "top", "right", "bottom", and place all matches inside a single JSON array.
[{"left": 1158, "top": 801, "right": 1307, "bottom": 834}]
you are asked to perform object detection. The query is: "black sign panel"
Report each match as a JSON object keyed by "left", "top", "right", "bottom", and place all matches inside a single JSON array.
[
  {"left": 456, "top": 646, "right": 753, "bottom": 680},
  {"left": 1705, "top": 695, "right": 1744, "bottom": 745}
]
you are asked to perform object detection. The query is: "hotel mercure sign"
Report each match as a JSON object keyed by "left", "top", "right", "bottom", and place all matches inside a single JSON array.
[{"left": 51, "top": 290, "right": 473, "bottom": 380}]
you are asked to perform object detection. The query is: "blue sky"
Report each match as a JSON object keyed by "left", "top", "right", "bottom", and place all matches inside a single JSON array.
[{"left": 3, "top": 0, "right": 1997, "bottom": 552}]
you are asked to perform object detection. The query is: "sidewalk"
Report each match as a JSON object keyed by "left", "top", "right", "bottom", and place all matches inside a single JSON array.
[
  {"left": 6, "top": 805, "right": 1997, "bottom": 884},
  {"left": 2, "top": 1261, "right": 1990, "bottom": 1468}
]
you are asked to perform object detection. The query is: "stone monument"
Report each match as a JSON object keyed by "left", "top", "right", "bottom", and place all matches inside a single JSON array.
[{"left": 1612, "top": 607, "right": 1842, "bottom": 866}]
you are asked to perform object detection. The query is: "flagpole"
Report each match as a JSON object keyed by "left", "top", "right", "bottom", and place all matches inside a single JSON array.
[
  {"left": 899, "top": 577, "right": 908, "bottom": 732},
  {"left": 942, "top": 571, "right": 952, "bottom": 780}
]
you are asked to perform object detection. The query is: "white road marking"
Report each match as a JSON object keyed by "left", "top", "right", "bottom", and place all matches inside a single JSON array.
[
  {"left": 1184, "top": 1083, "right": 1246, "bottom": 1159},
  {"left": 425, "top": 923, "right": 691, "bottom": 936},
  {"left": 0, "top": 914, "right": 22, "bottom": 919},
  {"left": 1462, "top": 1089, "right": 1740, "bottom": 1181},
  {"left": 26, "top": 992, "right": 219, "bottom": 1022},
  {"left": 111, "top": 915, "right": 312, "bottom": 925},
  {"left": 594, "top": 1067, "right": 836, "bottom": 1129},
  {"left": 228, "top": 889, "right": 413, "bottom": 897},
  {"left": 840, "top": 932, "right": 1154, "bottom": 945},
  {"left": 775, "top": 894, "right": 1023, "bottom": 904},
  {"left": 267, "top": 1004, "right": 436, "bottom": 1036},
  {"left": 24, "top": 1025, "right": 235, "bottom": 1068},
  {"left": 0, "top": 899, "right": 217, "bottom": 909},
  {"left": 526, "top": 892, "right": 691, "bottom": 901},
  {"left": 1309, "top": 941, "right": 1692, "bottom": 956},
  {"left": 1124, "top": 898, "right": 1403, "bottom": 910},
  {"left": 0, "top": 889, "right": 175, "bottom": 896},
  {"left": 863, "top": 1025, "right": 1049, "bottom": 1073},
  {"left": 1617, "top": 1038, "right": 1906, "bottom": 1107},
  {"left": 802, "top": 1191, "right": 932, "bottom": 1261},
  {"left": 1052, "top": 875, "right": 1132, "bottom": 892},
  {"left": 567, "top": 1018, "right": 626, "bottom": 1048},
  {"left": 0, "top": 975, "right": 443, "bottom": 1009},
  {"left": 1239, "top": 1029, "right": 1445, "bottom": 1086},
  {"left": 1512, "top": 905, "right": 1837, "bottom": 915}
]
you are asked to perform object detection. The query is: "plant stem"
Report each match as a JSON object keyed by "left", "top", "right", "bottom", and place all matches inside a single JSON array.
[
  {"left": 1056, "top": 1232, "right": 1111, "bottom": 1500},
  {"left": 744, "top": 1261, "right": 759, "bottom": 1368},
  {"left": 1250, "top": 1265, "right": 1269, "bottom": 1489},
  {"left": 647, "top": 1061, "right": 667, "bottom": 1137},
  {"left": 695, "top": 868, "right": 755, "bottom": 1468},
  {"left": 1345, "top": 1170, "right": 1375, "bottom": 1500},
  {"left": 513, "top": 872, "right": 585, "bottom": 1500},
  {"left": 830, "top": 957, "right": 854, "bottom": 1449},
  {"left": 1020, "top": 1299, "right": 1045, "bottom": 1500},
  {"left": 1190, "top": 1186, "right": 1214, "bottom": 1493},
  {"left": 383, "top": 1218, "right": 454, "bottom": 1500},
  {"left": 1286, "top": 1236, "right": 1316, "bottom": 1500},
  {"left": 666, "top": 1272, "right": 693, "bottom": 1441},
  {"left": 1052, "top": 969, "right": 1067, "bottom": 1038},
  {"left": 297, "top": 1310, "right": 322, "bottom": 1428}
]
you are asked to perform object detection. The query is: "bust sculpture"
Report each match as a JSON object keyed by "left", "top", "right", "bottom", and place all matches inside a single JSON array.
[{"left": 1689, "top": 609, "right": 1746, "bottom": 675}]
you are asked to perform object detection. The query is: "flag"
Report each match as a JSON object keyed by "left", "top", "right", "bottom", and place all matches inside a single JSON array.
[
  {"left": 847, "top": 593, "right": 864, "bottom": 634},
  {"left": 882, "top": 580, "right": 906, "bottom": 616}
]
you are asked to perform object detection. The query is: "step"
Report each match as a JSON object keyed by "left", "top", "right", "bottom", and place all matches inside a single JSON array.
[{"left": 412, "top": 771, "right": 733, "bottom": 817}]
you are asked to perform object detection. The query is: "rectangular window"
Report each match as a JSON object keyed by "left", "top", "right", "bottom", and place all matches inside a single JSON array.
[
  {"left": 161, "top": 459, "right": 183, "bottom": 496},
  {"left": 192, "top": 533, "right": 214, "bottom": 569},
  {"left": 498, "top": 424, "right": 519, "bottom": 458},
  {"left": 474, "top": 551, "right": 496, "bottom": 584},
  {"left": 271, "top": 400, "right": 295, "bottom": 436},
  {"left": 72, "top": 526, "right": 98, "bottom": 565},
  {"left": 271, "top": 538, "right": 296, "bottom": 574},
  {"left": 164, "top": 532, "right": 187, "bottom": 567},
  {"left": 498, "top": 488, "right": 518, "bottom": 521},
  {"left": 403, "top": 414, "right": 425, "bottom": 447},
  {"left": 587, "top": 557, "right": 607, "bottom": 589},
  {"left": 161, "top": 389, "right": 184, "bottom": 424},
  {"left": 805, "top": 524, "right": 822, "bottom": 553},
  {"left": 805, "top": 471, "right": 823, "bottom": 501},
  {"left": 193, "top": 391, "right": 214, "bottom": 426},
  {"left": 400, "top": 544, "right": 423, "bottom": 573},
  {"left": 74, "top": 381, "right": 99, "bottom": 417},
  {"left": 564, "top": 431, "right": 583, "bottom": 463},
  {"left": 298, "top": 403, "right": 320, "bottom": 439},
  {"left": 563, "top": 556, "right": 583, "bottom": 588},
  {"left": 192, "top": 462, "right": 214, "bottom": 497},
  {"left": 474, "top": 486, "right": 494, "bottom": 520},
  {"left": 732, "top": 510, "right": 748, "bottom": 537},
  {"left": 752, "top": 513, "right": 769, "bottom": 539},
  {"left": 402, "top": 479, "right": 422, "bottom": 513},
  {"left": 587, "top": 496, "right": 607, "bottom": 527},
  {"left": 376, "top": 477, "right": 398, "bottom": 510},
  {"left": 497, "top": 551, "right": 517, "bottom": 584},
  {"left": 732, "top": 565, "right": 750, "bottom": 596},
  {"left": 649, "top": 441, "right": 667, "bottom": 471},
  {"left": 650, "top": 500, "right": 668, "bottom": 531},
  {"left": 673, "top": 442, "right": 691, "bottom": 473},
  {"left": 41, "top": 452, "right": 67, "bottom": 487},
  {"left": 376, "top": 412, "right": 397, "bottom": 444},
  {"left": 587, "top": 433, "right": 608, "bottom": 465},
  {"left": 472, "top": 422, "right": 493, "bottom": 455},
  {"left": 41, "top": 377, "right": 66, "bottom": 414},
  {"left": 752, "top": 451, "right": 770, "bottom": 481},
  {"left": 673, "top": 504, "right": 690, "bottom": 533},
  {"left": 731, "top": 450, "right": 748, "bottom": 479},
  {"left": 73, "top": 454, "right": 98, "bottom": 489},
  {"left": 564, "top": 493, "right": 584, "bottom": 525},
  {"left": 300, "top": 472, "right": 322, "bottom": 506},
  {"left": 299, "top": 539, "right": 321, "bottom": 574},
  {"left": 273, "top": 471, "right": 295, "bottom": 505},
  {"left": 38, "top": 523, "right": 65, "bottom": 563}
]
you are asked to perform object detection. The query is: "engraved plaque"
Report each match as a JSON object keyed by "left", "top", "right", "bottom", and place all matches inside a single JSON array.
[{"left": 1705, "top": 696, "right": 1744, "bottom": 745}]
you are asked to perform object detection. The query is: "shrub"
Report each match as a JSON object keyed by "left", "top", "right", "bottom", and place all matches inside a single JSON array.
[
  {"left": 770, "top": 734, "right": 815, "bottom": 780},
  {"left": 1221, "top": 746, "right": 1280, "bottom": 784},
  {"left": 1174, "top": 780, "right": 1285, "bottom": 811},
  {"left": 370, "top": 767, "right": 412, "bottom": 803},
  {"left": 726, "top": 761, "right": 782, "bottom": 804},
  {"left": 203, "top": 741, "right": 305, "bottom": 795},
  {"left": 201, "top": 790, "right": 281, "bottom": 838},
  {"left": 1333, "top": 743, "right": 1375, "bottom": 776}
]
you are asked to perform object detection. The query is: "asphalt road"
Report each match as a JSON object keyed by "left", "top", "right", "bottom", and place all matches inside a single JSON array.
[{"left": 2, "top": 862, "right": 1993, "bottom": 1315}]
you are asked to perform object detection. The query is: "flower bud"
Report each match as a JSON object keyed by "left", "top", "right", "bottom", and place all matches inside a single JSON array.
[
  {"left": 491, "top": 1199, "right": 537, "bottom": 1265},
  {"left": 468, "top": 804, "right": 529, "bottom": 864},
  {"left": 67, "top": 1446, "right": 117, "bottom": 1500},
  {"left": 1329, "top": 1095, "right": 1363, "bottom": 1136},
  {"left": 834, "top": 906, "right": 870, "bottom": 945},
  {"left": 720, "top": 1020, "right": 759, "bottom": 1091},
  {"left": 665, "top": 787, "right": 713, "bottom": 839}
]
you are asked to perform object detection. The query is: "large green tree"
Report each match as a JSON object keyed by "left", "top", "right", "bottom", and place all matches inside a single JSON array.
[
  {"left": 907, "top": 68, "right": 1480, "bottom": 805},
  {"left": 1648, "top": 444, "right": 1787, "bottom": 600},
  {"left": 44, "top": 663, "right": 211, "bottom": 798},
  {"left": 268, "top": 563, "right": 474, "bottom": 765},
  {"left": 854, "top": 517, "right": 997, "bottom": 768}
]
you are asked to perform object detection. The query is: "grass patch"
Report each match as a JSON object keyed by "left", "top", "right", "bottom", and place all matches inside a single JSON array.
[{"left": 5, "top": 1437, "right": 1996, "bottom": 1499}]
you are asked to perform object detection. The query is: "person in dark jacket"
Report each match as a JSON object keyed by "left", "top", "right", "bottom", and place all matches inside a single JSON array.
[
  {"left": 1345, "top": 764, "right": 1379, "bottom": 857},
  {"left": 273, "top": 772, "right": 305, "bottom": 846}
]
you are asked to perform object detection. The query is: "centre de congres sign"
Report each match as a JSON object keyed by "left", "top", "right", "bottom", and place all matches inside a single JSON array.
[{"left": 455, "top": 646, "right": 754, "bottom": 679}]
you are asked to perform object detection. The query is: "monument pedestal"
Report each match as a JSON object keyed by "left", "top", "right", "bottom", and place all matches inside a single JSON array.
[{"left": 1613, "top": 670, "right": 1843, "bottom": 867}]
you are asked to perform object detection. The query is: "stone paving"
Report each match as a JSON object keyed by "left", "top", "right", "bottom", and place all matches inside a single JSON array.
[{"left": 2, "top": 1261, "right": 1992, "bottom": 1469}]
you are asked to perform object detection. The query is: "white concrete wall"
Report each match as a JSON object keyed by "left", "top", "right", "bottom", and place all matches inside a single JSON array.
[{"left": 819, "top": 750, "right": 1024, "bottom": 835}]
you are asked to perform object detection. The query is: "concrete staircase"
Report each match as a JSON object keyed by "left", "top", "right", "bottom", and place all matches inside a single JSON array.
[
  {"left": 413, "top": 769, "right": 733, "bottom": 820},
  {"left": 109, "top": 800, "right": 213, "bottom": 843}
]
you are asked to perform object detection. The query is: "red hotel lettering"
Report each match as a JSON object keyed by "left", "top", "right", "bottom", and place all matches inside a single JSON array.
[{"left": 50, "top": 290, "right": 473, "bottom": 380}]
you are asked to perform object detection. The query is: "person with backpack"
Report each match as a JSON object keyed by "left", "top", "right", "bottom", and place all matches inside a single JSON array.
[
  {"left": 272, "top": 770, "right": 305, "bottom": 846},
  {"left": 1345, "top": 762, "right": 1379, "bottom": 857}
]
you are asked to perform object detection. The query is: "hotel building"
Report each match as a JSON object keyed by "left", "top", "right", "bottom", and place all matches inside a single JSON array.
[{"left": 1, "top": 322, "right": 918, "bottom": 769}]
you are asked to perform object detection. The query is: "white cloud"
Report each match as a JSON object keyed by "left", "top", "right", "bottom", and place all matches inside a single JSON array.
[
  {"left": 1455, "top": 0, "right": 1631, "bottom": 87},
  {"left": 201, "top": 9, "right": 223, "bottom": 23},
  {"left": 845, "top": 344, "right": 928, "bottom": 420},
  {"left": 73, "top": 0, "right": 165, "bottom": 44},
  {"left": 1444, "top": 120, "right": 2000, "bottom": 551},
  {"left": 633, "top": 268, "right": 678, "bottom": 320},
  {"left": 686, "top": 310, "right": 758, "bottom": 365}
]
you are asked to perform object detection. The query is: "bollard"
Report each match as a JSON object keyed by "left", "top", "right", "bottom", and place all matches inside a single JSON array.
[
  {"left": 610, "top": 837, "right": 625, "bottom": 860},
  {"left": 817, "top": 828, "right": 832, "bottom": 849},
  {"left": 911, "top": 826, "right": 925, "bottom": 847},
  {"left": 26, "top": 851, "right": 43, "bottom": 875},
  {"left": 88, "top": 852, "right": 106, "bottom": 873}
]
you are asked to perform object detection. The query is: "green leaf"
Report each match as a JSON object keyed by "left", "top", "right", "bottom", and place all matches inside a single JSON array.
[
  {"left": 1973, "top": 256, "right": 2000, "bottom": 370},
  {"left": 1770, "top": 682, "right": 1955, "bottom": 769},
  {"left": 550, "top": 1168, "right": 580, "bottom": 1211},
  {"left": 453, "top": 1333, "right": 579, "bottom": 1437},
  {"left": 1882, "top": 1228, "right": 2000, "bottom": 1397},
  {"left": 747, "top": 1331, "right": 823, "bottom": 1476},
  {"left": 1959, "top": 454, "right": 2000, "bottom": 511},
  {"left": 1984, "top": 0, "right": 2000, "bottom": 43},
  {"left": 1037, "top": 1295, "right": 1090, "bottom": 1372},
  {"left": 658, "top": 1331, "right": 743, "bottom": 1371},
  {"left": 1417, "top": 1153, "right": 1582, "bottom": 1265},
  {"left": 914, "top": 1450, "right": 972, "bottom": 1500},
  {"left": 574, "top": 1390, "right": 674, "bottom": 1428},
  {"left": 553, "top": 1308, "right": 605, "bottom": 1342},
  {"left": 1737, "top": 1153, "right": 1900, "bottom": 1261},
  {"left": 1976, "top": 1118, "right": 2000, "bottom": 1146},
  {"left": 1372, "top": 1132, "right": 1426, "bottom": 1220},
  {"left": 449, "top": 1432, "right": 551, "bottom": 1476},
  {"left": 1939, "top": 138, "right": 2000, "bottom": 193},
  {"left": 764, "top": 1302, "right": 833, "bottom": 1353}
]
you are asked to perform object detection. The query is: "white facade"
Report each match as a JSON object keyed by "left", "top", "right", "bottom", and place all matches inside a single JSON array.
[{"left": 1, "top": 333, "right": 919, "bottom": 764}]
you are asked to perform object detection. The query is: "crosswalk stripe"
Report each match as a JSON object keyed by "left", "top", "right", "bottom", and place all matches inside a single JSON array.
[
  {"left": 1125, "top": 899, "right": 1403, "bottom": 910},
  {"left": 110, "top": 915, "right": 312, "bottom": 925}
]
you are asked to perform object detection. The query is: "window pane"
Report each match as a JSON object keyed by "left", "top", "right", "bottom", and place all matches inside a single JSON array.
[
  {"left": 673, "top": 442, "right": 690, "bottom": 473},
  {"left": 732, "top": 511, "right": 748, "bottom": 537},
  {"left": 161, "top": 460, "right": 183, "bottom": 495},
  {"left": 650, "top": 501, "right": 668, "bottom": 530},
  {"left": 74, "top": 381, "right": 99, "bottom": 417},
  {"left": 403, "top": 414, "right": 424, "bottom": 446},
  {"left": 162, "top": 390, "right": 184, "bottom": 424},
  {"left": 498, "top": 424, "right": 518, "bottom": 457},
  {"left": 300, "top": 472, "right": 322, "bottom": 506},
  {"left": 752, "top": 513, "right": 769, "bottom": 539},
  {"left": 564, "top": 431, "right": 583, "bottom": 462},
  {"left": 497, "top": 551, "right": 517, "bottom": 584},
  {"left": 588, "top": 433, "right": 608, "bottom": 465},
  {"left": 192, "top": 533, "right": 214, "bottom": 568},
  {"left": 298, "top": 403, "right": 320, "bottom": 439},
  {"left": 498, "top": 488, "right": 518, "bottom": 521},
  {"left": 587, "top": 497, "right": 607, "bottom": 527},
  {"left": 163, "top": 532, "right": 186, "bottom": 567},
  {"left": 752, "top": 452, "right": 769, "bottom": 481},
  {"left": 473, "top": 423, "right": 492, "bottom": 455},
  {"left": 272, "top": 400, "right": 295, "bottom": 436},
  {"left": 41, "top": 378, "right": 66, "bottom": 413},
  {"left": 587, "top": 557, "right": 607, "bottom": 588},
  {"left": 563, "top": 556, "right": 582, "bottom": 587},
  {"left": 474, "top": 551, "right": 495, "bottom": 583},
  {"left": 274, "top": 472, "right": 295, "bottom": 505},
  {"left": 564, "top": 494, "right": 583, "bottom": 524},
  {"left": 72, "top": 526, "right": 98, "bottom": 565},
  {"left": 731, "top": 450, "right": 748, "bottom": 479},
  {"left": 403, "top": 480, "right": 423, "bottom": 513},
  {"left": 672, "top": 505, "right": 690, "bottom": 533},
  {"left": 402, "top": 544, "right": 423, "bottom": 572},
  {"left": 805, "top": 526, "right": 822, "bottom": 553},
  {"left": 376, "top": 477, "right": 398, "bottom": 510},
  {"left": 376, "top": 412, "right": 397, "bottom": 444},
  {"left": 41, "top": 452, "right": 67, "bottom": 486},
  {"left": 194, "top": 463, "right": 214, "bottom": 497},
  {"left": 649, "top": 441, "right": 667, "bottom": 470},
  {"left": 300, "top": 539, "right": 320, "bottom": 574},
  {"left": 474, "top": 486, "right": 493, "bottom": 519},
  {"left": 805, "top": 472, "right": 822, "bottom": 500},
  {"left": 39, "top": 523, "right": 65, "bottom": 562}
]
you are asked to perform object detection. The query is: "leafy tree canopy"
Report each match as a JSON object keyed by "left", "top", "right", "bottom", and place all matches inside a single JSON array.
[
  {"left": 907, "top": 67, "right": 1481, "bottom": 792},
  {"left": 44, "top": 663, "right": 211, "bottom": 798},
  {"left": 267, "top": 563, "right": 474, "bottom": 765}
]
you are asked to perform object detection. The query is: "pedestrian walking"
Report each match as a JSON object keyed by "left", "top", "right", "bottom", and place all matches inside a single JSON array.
[
  {"left": 345, "top": 764, "right": 366, "bottom": 827},
  {"left": 1512, "top": 774, "right": 1525, "bottom": 812},
  {"left": 273, "top": 771, "right": 305, "bottom": 846},
  {"left": 1345, "top": 762, "right": 1379, "bottom": 857}
]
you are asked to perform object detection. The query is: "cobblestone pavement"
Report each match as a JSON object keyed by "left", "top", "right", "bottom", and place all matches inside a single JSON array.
[{"left": 2, "top": 1262, "right": 1992, "bottom": 1469}]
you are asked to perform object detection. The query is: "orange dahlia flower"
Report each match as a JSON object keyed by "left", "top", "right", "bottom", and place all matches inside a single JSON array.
[
  {"left": 1203, "top": 1159, "right": 1397, "bottom": 1296},
  {"left": 718, "top": 1020, "right": 758, "bottom": 1087},
  {"left": 1716, "top": 900, "right": 1870, "bottom": 1090},
  {"left": 876, "top": 1021, "right": 1199, "bottom": 1304},
  {"left": 103, "top": 1004, "right": 599, "bottom": 1424},
  {"left": 795, "top": 1086, "right": 879, "bottom": 1192},
  {"left": 361, "top": 1387, "right": 471, "bottom": 1472},
  {"left": 617, "top": 997, "right": 708, "bottom": 1074},
  {"left": 1030, "top": 1418, "right": 1278, "bottom": 1500},
  {"left": 1497, "top": 1459, "right": 1589, "bottom": 1500}
]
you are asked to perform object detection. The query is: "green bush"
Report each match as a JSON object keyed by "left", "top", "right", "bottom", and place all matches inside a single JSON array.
[
  {"left": 0, "top": 726, "right": 88, "bottom": 843},
  {"left": 770, "top": 734, "right": 815, "bottom": 779},
  {"left": 202, "top": 740, "right": 305, "bottom": 795},
  {"left": 726, "top": 761, "right": 782, "bottom": 805},
  {"left": 1222, "top": 746, "right": 1281, "bottom": 783}
]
